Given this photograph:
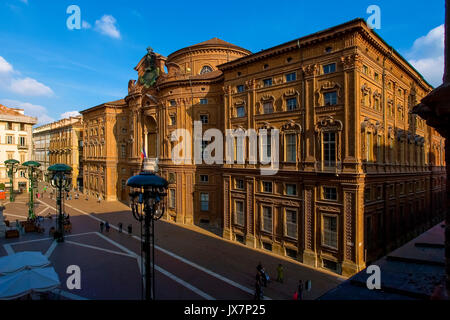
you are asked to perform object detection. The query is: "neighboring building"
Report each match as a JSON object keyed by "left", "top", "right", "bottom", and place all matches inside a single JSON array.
[
  {"left": 32, "top": 123, "right": 51, "bottom": 174},
  {"left": 80, "top": 100, "right": 127, "bottom": 200},
  {"left": 0, "top": 104, "right": 37, "bottom": 191},
  {"left": 80, "top": 19, "right": 447, "bottom": 276},
  {"left": 319, "top": 221, "right": 446, "bottom": 300},
  {"left": 32, "top": 116, "right": 84, "bottom": 189}
]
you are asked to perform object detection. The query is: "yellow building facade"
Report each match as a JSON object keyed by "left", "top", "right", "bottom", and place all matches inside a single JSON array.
[
  {"left": 34, "top": 116, "right": 84, "bottom": 189},
  {"left": 81, "top": 19, "right": 446, "bottom": 276}
]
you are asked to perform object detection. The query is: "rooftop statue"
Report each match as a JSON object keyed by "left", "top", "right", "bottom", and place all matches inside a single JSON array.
[{"left": 139, "top": 47, "right": 160, "bottom": 88}]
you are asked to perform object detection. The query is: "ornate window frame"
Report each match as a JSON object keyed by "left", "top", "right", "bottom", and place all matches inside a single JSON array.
[{"left": 315, "top": 116, "right": 343, "bottom": 171}]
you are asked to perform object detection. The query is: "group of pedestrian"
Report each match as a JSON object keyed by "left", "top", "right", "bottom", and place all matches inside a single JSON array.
[
  {"left": 99, "top": 221, "right": 110, "bottom": 233},
  {"left": 99, "top": 221, "right": 133, "bottom": 236},
  {"left": 253, "top": 262, "right": 310, "bottom": 300}
]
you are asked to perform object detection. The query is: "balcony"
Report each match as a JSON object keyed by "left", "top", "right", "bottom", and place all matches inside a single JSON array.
[
  {"left": 17, "top": 144, "right": 29, "bottom": 150},
  {"left": 315, "top": 161, "right": 342, "bottom": 174}
]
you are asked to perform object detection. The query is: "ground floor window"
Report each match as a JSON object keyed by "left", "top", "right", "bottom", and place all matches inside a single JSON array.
[
  {"left": 169, "top": 189, "right": 176, "bottom": 209},
  {"left": 200, "top": 193, "right": 209, "bottom": 211},
  {"left": 322, "top": 214, "right": 338, "bottom": 249},
  {"left": 285, "top": 209, "right": 298, "bottom": 239},
  {"left": 261, "top": 206, "right": 273, "bottom": 233},
  {"left": 234, "top": 200, "right": 245, "bottom": 226}
]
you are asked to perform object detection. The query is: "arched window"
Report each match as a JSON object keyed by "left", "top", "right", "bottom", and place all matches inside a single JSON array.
[{"left": 200, "top": 65, "right": 213, "bottom": 74}]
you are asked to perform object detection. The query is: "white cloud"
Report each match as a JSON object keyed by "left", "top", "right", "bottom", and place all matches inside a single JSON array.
[
  {"left": 61, "top": 111, "right": 81, "bottom": 119},
  {"left": 95, "top": 15, "right": 121, "bottom": 39},
  {"left": 406, "top": 25, "right": 444, "bottom": 87},
  {"left": 82, "top": 21, "right": 92, "bottom": 29},
  {"left": 9, "top": 77, "right": 54, "bottom": 97},
  {"left": 0, "top": 56, "right": 54, "bottom": 97},
  {"left": 0, "top": 56, "right": 13, "bottom": 73},
  {"left": 0, "top": 99, "right": 54, "bottom": 125}
]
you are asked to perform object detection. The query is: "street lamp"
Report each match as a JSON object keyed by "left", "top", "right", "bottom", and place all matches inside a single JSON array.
[
  {"left": 22, "top": 161, "right": 42, "bottom": 220},
  {"left": 48, "top": 164, "right": 72, "bottom": 243},
  {"left": 4, "top": 159, "right": 20, "bottom": 203},
  {"left": 127, "top": 170, "right": 168, "bottom": 300}
]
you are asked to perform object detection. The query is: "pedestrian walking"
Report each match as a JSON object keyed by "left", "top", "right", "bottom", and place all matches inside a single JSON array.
[
  {"left": 254, "top": 275, "right": 263, "bottom": 300},
  {"left": 118, "top": 223, "right": 123, "bottom": 233},
  {"left": 256, "top": 262, "right": 268, "bottom": 287},
  {"left": 127, "top": 224, "right": 132, "bottom": 235},
  {"left": 85, "top": 194, "right": 89, "bottom": 201},
  {"left": 97, "top": 195, "right": 102, "bottom": 203},
  {"left": 276, "top": 264, "right": 284, "bottom": 283},
  {"left": 105, "top": 221, "right": 110, "bottom": 233},
  {"left": 75, "top": 193, "right": 79, "bottom": 200},
  {"left": 100, "top": 221, "right": 105, "bottom": 233},
  {"left": 297, "top": 280, "right": 304, "bottom": 301}
]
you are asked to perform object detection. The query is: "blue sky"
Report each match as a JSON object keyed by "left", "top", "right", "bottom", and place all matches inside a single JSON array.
[{"left": 0, "top": 0, "right": 445, "bottom": 125}]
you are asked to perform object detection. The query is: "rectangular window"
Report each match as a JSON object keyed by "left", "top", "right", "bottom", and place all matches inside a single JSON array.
[
  {"left": 201, "top": 140, "right": 208, "bottom": 154},
  {"left": 323, "top": 215, "right": 338, "bottom": 249},
  {"left": 237, "top": 85, "right": 245, "bottom": 93},
  {"left": 365, "top": 187, "right": 371, "bottom": 202},
  {"left": 200, "top": 114, "right": 209, "bottom": 124},
  {"left": 286, "top": 184, "right": 297, "bottom": 196},
  {"left": 262, "top": 181, "right": 273, "bottom": 193},
  {"left": 19, "top": 136, "right": 26, "bottom": 146},
  {"left": 323, "top": 132, "right": 336, "bottom": 167},
  {"left": 324, "top": 91, "right": 337, "bottom": 105},
  {"left": 363, "top": 65, "right": 369, "bottom": 75},
  {"left": 263, "top": 78, "right": 272, "bottom": 87},
  {"left": 261, "top": 134, "right": 271, "bottom": 158},
  {"left": 169, "top": 100, "right": 176, "bottom": 107},
  {"left": 200, "top": 193, "right": 209, "bottom": 211},
  {"left": 286, "top": 134, "right": 296, "bottom": 162},
  {"left": 200, "top": 175, "right": 209, "bottom": 183},
  {"left": 121, "top": 145, "right": 126, "bottom": 158},
  {"left": 286, "top": 98, "right": 297, "bottom": 111},
  {"left": 236, "top": 179, "right": 245, "bottom": 190},
  {"left": 262, "top": 206, "right": 273, "bottom": 233},
  {"left": 200, "top": 98, "right": 208, "bottom": 105},
  {"left": 323, "top": 187, "right": 337, "bottom": 201},
  {"left": 169, "top": 189, "right": 176, "bottom": 209},
  {"left": 263, "top": 101, "right": 273, "bottom": 114},
  {"left": 236, "top": 106, "right": 245, "bottom": 117},
  {"left": 20, "top": 123, "right": 25, "bottom": 131},
  {"left": 6, "top": 122, "right": 13, "bottom": 130},
  {"left": 323, "top": 63, "right": 336, "bottom": 74},
  {"left": 285, "top": 209, "right": 297, "bottom": 239},
  {"left": 234, "top": 200, "right": 244, "bottom": 226},
  {"left": 6, "top": 136, "right": 13, "bottom": 144},
  {"left": 170, "top": 115, "right": 176, "bottom": 126},
  {"left": 285, "top": 72, "right": 296, "bottom": 82}
]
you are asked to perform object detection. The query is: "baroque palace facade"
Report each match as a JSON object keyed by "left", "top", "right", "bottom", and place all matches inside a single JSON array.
[{"left": 80, "top": 19, "right": 446, "bottom": 276}]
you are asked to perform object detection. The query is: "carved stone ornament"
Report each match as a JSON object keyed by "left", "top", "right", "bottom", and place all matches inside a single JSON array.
[
  {"left": 283, "top": 88, "right": 299, "bottom": 98},
  {"left": 282, "top": 120, "right": 302, "bottom": 132},
  {"left": 315, "top": 116, "right": 343, "bottom": 133}
]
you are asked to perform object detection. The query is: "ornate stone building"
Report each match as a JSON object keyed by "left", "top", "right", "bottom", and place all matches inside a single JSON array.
[
  {"left": 80, "top": 100, "right": 127, "bottom": 200},
  {"left": 81, "top": 19, "right": 446, "bottom": 276},
  {"left": 33, "top": 116, "right": 84, "bottom": 189}
]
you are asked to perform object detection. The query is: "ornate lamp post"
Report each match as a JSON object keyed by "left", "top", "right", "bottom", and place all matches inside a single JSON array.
[
  {"left": 22, "top": 161, "right": 41, "bottom": 220},
  {"left": 127, "top": 169, "right": 168, "bottom": 300},
  {"left": 48, "top": 164, "right": 72, "bottom": 243},
  {"left": 4, "top": 159, "right": 20, "bottom": 203}
]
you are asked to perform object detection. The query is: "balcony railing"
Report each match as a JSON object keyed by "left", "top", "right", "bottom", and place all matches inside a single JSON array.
[{"left": 315, "top": 161, "right": 342, "bottom": 174}]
